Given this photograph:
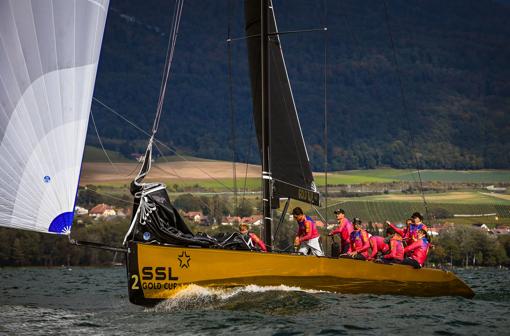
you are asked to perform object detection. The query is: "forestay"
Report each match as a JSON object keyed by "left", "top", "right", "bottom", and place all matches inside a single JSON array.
[{"left": 0, "top": 0, "right": 109, "bottom": 234}]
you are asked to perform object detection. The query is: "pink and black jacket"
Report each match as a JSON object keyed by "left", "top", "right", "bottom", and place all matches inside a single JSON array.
[
  {"left": 348, "top": 229, "right": 370, "bottom": 258},
  {"left": 330, "top": 218, "right": 354, "bottom": 244},
  {"left": 403, "top": 237, "right": 430, "bottom": 266},
  {"left": 297, "top": 216, "right": 320, "bottom": 243},
  {"left": 383, "top": 235, "right": 404, "bottom": 261},
  {"left": 389, "top": 222, "right": 428, "bottom": 246},
  {"left": 369, "top": 236, "right": 389, "bottom": 260}
]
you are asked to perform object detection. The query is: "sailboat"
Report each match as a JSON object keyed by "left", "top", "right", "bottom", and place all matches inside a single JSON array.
[
  {"left": 123, "top": 0, "right": 474, "bottom": 305},
  {"left": 0, "top": 0, "right": 473, "bottom": 307}
]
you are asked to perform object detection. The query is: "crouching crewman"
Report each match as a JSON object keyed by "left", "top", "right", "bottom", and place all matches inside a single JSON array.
[
  {"left": 239, "top": 224, "right": 267, "bottom": 252},
  {"left": 292, "top": 207, "right": 324, "bottom": 256}
]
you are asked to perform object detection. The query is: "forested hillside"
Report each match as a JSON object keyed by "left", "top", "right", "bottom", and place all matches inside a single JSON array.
[{"left": 89, "top": 0, "right": 510, "bottom": 170}]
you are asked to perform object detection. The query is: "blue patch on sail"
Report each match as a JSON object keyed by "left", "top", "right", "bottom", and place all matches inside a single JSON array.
[{"left": 48, "top": 212, "right": 74, "bottom": 234}]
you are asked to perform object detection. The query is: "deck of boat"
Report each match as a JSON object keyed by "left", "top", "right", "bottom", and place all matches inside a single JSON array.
[{"left": 126, "top": 242, "right": 474, "bottom": 306}]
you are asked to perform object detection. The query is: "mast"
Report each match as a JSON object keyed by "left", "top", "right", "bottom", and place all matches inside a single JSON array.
[
  {"left": 245, "top": 0, "right": 320, "bottom": 249},
  {"left": 261, "top": 0, "right": 272, "bottom": 251}
]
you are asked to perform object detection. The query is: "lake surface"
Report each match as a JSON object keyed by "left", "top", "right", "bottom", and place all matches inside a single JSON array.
[{"left": 0, "top": 267, "right": 509, "bottom": 335}]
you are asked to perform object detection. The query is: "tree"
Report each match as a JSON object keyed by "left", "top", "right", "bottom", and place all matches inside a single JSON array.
[
  {"left": 173, "top": 193, "right": 203, "bottom": 212},
  {"left": 237, "top": 199, "right": 254, "bottom": 218}
]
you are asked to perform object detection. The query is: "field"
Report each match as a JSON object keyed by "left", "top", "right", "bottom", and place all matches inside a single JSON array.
[
  {"left": 79, "top": 161, "right": 261, "bottom": 188},
  {"left": 313, "top": 191, "right": 510, "bottom": 226},
  {"left": 80, "top": 151, "right": 510, "bottom": 225},
  {"left": 321, "top": 200, "right": 509, "bottom": 223},
  {"left": 81, "top": 159, "right": 510, "bottom": 188},
  {"left": 82, "top": 145, "right": 510, "bottom": 187},
  {"left": 270, "top": 191, "right": 510, "bottom": 227},
  {"left": 330, "top": 169, "right": 510, "bottom": 183}
]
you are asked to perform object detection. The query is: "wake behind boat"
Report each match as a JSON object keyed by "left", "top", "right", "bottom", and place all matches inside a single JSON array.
[{"left": 0, "top": 0, "right": 473, "bottom": 306}]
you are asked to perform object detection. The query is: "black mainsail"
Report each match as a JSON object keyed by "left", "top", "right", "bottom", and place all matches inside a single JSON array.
[{"left": 245, "top": 0, "right": 320, "bottom": 207}]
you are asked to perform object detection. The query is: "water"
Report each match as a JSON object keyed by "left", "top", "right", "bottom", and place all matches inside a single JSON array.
[{"left": 1, "top": 267, "right": 509, "bottom": 335}]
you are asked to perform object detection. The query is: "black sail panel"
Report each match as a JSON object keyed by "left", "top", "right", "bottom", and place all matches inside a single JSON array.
[{"left": 245, "top": 0, "right": 319, "bottom": 205}]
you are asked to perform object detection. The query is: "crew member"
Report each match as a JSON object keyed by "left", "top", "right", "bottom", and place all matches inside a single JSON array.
[
  {"left": 368, "top": 235, "right": 389, "bottom": 260},
  {"left": 239, "top": 223, "right": 267, "bottom": 252},
  {"left": 328, "top": 209, "right": 353, "bottom": 254},
  {"left": 342, "top": 218, "right": 370, "bottom": 260},
  {"left": 402, "top": 229, "right": 429, "bottom": 268},
  {"left": 292, "top": 207, "right": 324, "bottom": 256},
  {"left": 388, "top": 213, "right": 428, "bottom": 246},
  {"left": 380, "top": 226, "right": 404, "bottom": 263}
]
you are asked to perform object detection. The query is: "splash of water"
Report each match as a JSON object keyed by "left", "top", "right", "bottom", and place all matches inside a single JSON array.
[{"left": 149, "top": 284, "right": 325, "bottom": 312}]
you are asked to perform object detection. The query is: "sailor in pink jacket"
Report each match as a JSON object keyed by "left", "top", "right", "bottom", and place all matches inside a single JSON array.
[
  {"left": 368, "top": 235, "right": 389, "bottom": 260},
  {"left": 292, "top": 207, "right": 324, "bottom": 256},
  {"left": 402, "top": 229, "right": 430, "bottom": 268},
  {"left": 328, "top": 209, "right": 354, "bottom": 254}
]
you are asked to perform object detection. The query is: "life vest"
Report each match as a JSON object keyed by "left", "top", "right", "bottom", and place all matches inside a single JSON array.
[
  {"left": 349, "top": 229, "right": 370, "bottom": 257},
  {"left": 241, "top": 232, "right": 267, "bottom": 252},
  {"left": 340, "top": 218, "right": 354, "bottom": 242},
  {"left": 404, "top": 237, "right": 429, "bottom": 266},
  {"left": 404, "top": 223, "right": 428, "bottom": 245},
  {"left": 383, "top": 235, "right": 404, "bottom": 261},
  {"left": 241, "top": 232, "right": 254, "bottom": 248},
  {"left": 330, "top": 218, "right": 353, "bottom": 242},
  {"left": 369, "top": 235, "right": 389, "bottom": 259},
  {"left": 297, "top": 215, "right": 320, "bottom": 242}
]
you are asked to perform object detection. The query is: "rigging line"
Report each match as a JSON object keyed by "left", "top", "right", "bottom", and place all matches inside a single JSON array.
[
  {"left": 83, "top": 187, "right": 133, "bottom": 205},
  {"left": 227, "top": 0, "right": 238, "bottom": 215},
  {"left": 323, "top": 0, "right": 329, "bottom": 226},
  {"left": 92, "top": 97, "right": 148, "bottom": 135},
  {"left": 152, "top": 142, "right": 216, "bottom": 215},
  {"left": 125, "top": 160, "right": 143, "bottom": 178},
  {"left": 228, "top": 27, "right": 326, "bottom": 42},
  {"left": 154, "top": 139, "right": 235, "bottom": 192},
  {"left": 227, "top": 33, "right": 261, "bottom": 42},
  {"left": 90, "top": 110, "right": 120, "bottom": 174},
  {"left": 269, "top": 50, "right": 307, "bottom": 184},
  {"left": 240, "top": 122, "right": 255, "bottom": 209},
  {"left": 312, "top": 205, "right": 328, "bottom": 226},
  {"left": 273, "top": 198, "right": 290, "bottom": 243},
  {"left": 152, "top": 0, "right": 184, "bottom": 135},
  {"left": 267, "top": 27, "right": 327, "bottom": 37},
  {"left": 382, "top": 0, "right": 430, "bottom": 223},
  {"left": 151, "top": 142, "right": 186, "bottom": 179},
  {"left": 151, "top": 163, "right": 179, "bottom": 178},
  {"left": 337, "top": 0, "right": 387, "bottom": 151},
  {"left": 92, "top": 97, "right": 234, "bottom": 191},
  {"left": 267, "top": 4, "right": 307, "bottom": 186},
  {"left": 91, "top": 98, "right": 153, "bottom": 178}
]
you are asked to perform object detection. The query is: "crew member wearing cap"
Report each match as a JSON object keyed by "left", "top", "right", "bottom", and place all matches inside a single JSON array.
[
  {"left": 402, "top": 228, "right": 429, "bottom": 268},
  {"left": 342, "top": 218, "right": 370, "bottom": 260},
  {"left": 328, "top": 209, "right": 353, "bottom": 254},
  {"left": 239, "top": 223, "right": 267, "bottom": 252},
  {"left": 292, "top": 207, "right": 324, "bottom": 256},
  {"left": 388, "top": 213, "right": 428, "bottom": 247}
]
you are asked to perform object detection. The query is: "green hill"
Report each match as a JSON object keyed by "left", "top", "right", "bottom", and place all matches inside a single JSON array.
[
  {"left": 90, "top": 0, "right": 510, "bottom": 170},
  {"left": 82, "top": 146, "right": 131, "bottom": 163}
]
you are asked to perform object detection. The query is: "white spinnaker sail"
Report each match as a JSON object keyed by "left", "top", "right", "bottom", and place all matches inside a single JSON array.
[{"left": 0, "top": 0, "right": 109, "bottom": 234}]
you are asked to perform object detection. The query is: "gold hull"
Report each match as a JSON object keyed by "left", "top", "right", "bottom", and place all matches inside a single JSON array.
[{"left": 126, "top": 242, "right": 474, "bottom": 306}]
